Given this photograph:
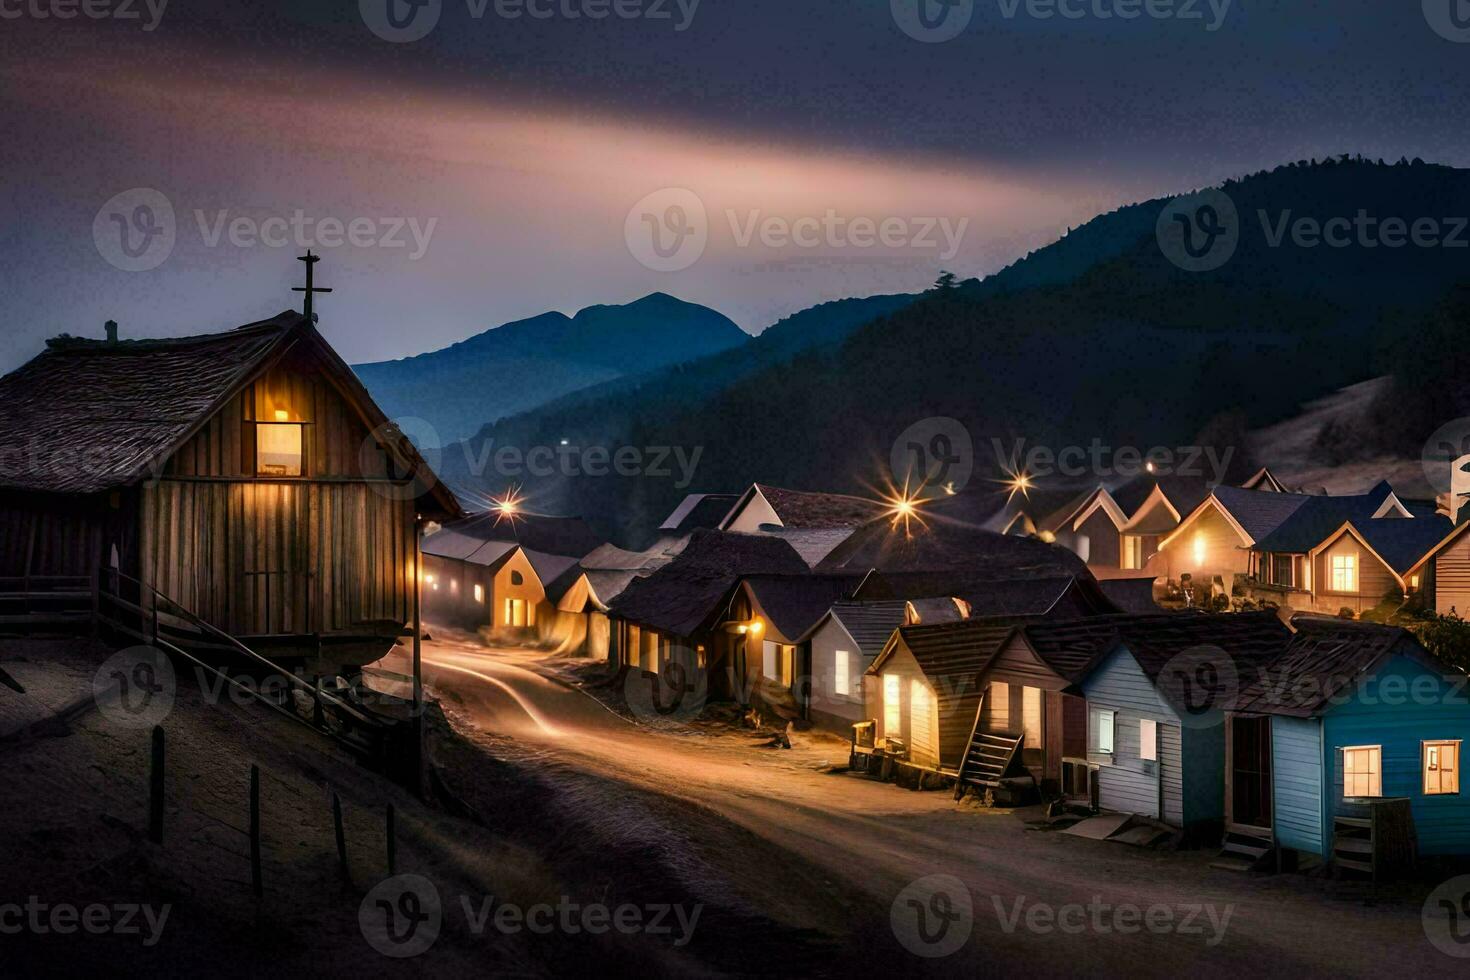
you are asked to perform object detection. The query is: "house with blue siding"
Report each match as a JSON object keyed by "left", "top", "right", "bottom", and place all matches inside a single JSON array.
[
  {"left": 1229, "top": 617, "right": 1470, "bottom": 864},
  {"left": 1054, "top": 613, "right": 1291, "bottom": 833}
]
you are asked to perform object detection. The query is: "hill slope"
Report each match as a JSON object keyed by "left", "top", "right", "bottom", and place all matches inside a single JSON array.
[
  {"left": 353, "top": 293, "right": 749, "bottom": 445},
  {"left": 448, "top": 159, "right": 1470, "bottom": 543}
]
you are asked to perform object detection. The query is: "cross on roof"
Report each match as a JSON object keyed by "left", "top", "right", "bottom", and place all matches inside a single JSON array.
[{"left": 292, "top": 250, "right": 333, "bottom": 321}]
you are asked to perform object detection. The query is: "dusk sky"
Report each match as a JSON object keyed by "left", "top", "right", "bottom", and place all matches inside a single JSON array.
[{"left": 3, "top": 1, "right": 1470, "bottom": 371}]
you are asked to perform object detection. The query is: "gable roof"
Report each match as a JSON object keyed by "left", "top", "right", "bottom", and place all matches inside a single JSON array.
[
  {"left": 803, "top": 600, "right": 909, "bottom": 658},
  {"left": 660, "top": 492, "right": 740, "bottom": 532},
  {"left": 1111, "top": 474, "right": 1213, "bottom": 522},
  {"left": 1023, "top": 611, "right": 1290, "bottom": 685},
  {"left": 856, "top": 571, "right": 1117, "bottom": 619},
  {"left": 1251, "top": 482, "right": 1455, "bottom": 574},
  {"left": 608, "top": 529, "right": 809, "bottom": 636},
  {"left": 1241, "top": 467, "right": 1288, "bottom": 493},
  {"left": 724, "top": 484, "right": 882, "bottom": 530},
  {"left": 0, "top": 311, "right": 458, "bottom": 517},
  {"left": 1231, "top": 617, "right": 1446, "bottom": 717},
  {"left": 868, "top": 621, "right": 1017, "bottom": 689},
  {"left": 740, "top": 573, "right": 866, "bottom": 642}
]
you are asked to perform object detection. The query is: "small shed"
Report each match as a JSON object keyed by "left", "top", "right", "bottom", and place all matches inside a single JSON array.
[
  {"left": 1230, "top": 617, "right": 1470, "bottom": 863},
  {"left": 1070, "top": 612, "right": 1290, "bottom": 830},
  {"left": 798, "top": 600, "right": 908, "bottom": 735}
]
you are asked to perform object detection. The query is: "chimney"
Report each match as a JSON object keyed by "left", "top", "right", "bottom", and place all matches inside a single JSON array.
[{"left": 104, "top": 320, "right": 119, "bottom": 344}]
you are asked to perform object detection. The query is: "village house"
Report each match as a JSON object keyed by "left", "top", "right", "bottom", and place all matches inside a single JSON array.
[
  {"left": 718, "top": 483, "right": 883, "bottom": 566},
  {"left": 1155, "top": 484, "right": 1316, "bottom": 596},
  {"left": 420, "top": 511, "right": 607, "bottom": 655},
  {"left": 1245, "top": 482, "right": 1454, "bottom": 616},
  {"left": 798, "top": 599, "right": 909, "bottom": 735},
  {"left": 0, "top": 312, "right": 459, "bottom": 674},
  {"left": 1228, "top": 617, "right": 1470, "bottom": 868},
  {"left": 1047, "top": 612, "right": 1292, "bottom": 834},
  {"left": 606, "top": 529, "right": 809, "bottom": 703}
]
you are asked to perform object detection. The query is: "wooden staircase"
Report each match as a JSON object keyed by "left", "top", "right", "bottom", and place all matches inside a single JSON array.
[
  {"left": 1211, "top": 827, "right": 1275, "bottom": 872},
  {"left": 953, "top": 694, "right": 1026, "bottom": 799}
]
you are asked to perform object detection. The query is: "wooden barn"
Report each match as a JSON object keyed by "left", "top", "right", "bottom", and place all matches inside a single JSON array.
[{"left": 0, "top": 312, "right": 459, "bottom": 671}]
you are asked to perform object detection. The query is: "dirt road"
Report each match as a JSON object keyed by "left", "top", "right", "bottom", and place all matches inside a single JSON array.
[{"left": 384, "top": 638, "right": 1460, "bottom": 978}]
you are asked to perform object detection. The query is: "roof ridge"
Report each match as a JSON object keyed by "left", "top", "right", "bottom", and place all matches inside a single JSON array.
[{"left": 45, "top": 313, "right": 302, "bottom": 353}]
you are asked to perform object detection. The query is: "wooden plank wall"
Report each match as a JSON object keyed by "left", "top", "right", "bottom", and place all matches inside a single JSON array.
[{"left": 143, "top": 481, "right": 414, "bottom": 637}]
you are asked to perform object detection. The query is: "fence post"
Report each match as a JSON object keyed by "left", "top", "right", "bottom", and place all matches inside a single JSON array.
[
  {"left": 332, "top": 790, "right": 348, "bottom": 882},
  {"left": 148, "top": 725, "right": 165, "bottom": 844},
  {"left": 249, "top": 765, "right": 263, "bottom": 898},
  {"left": 386, "top": 803, "right": 397, "bottom": 875}
]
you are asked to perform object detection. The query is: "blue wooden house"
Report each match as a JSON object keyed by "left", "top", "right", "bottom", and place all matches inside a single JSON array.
[
  {"left": 1057, "top": 612, "right": 1290, "bottom": 832},
  {"left": 1229, "top": 617, "right": 1470, "bottom": 869}
]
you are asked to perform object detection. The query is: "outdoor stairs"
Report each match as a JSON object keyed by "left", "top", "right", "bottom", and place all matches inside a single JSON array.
[
  {"left": 1211, "top": 828, "right": 1276, "bottom": 872},
  {"left": 1331, "top": 815, "right": 1376, "bottom": 878},
  {"left": 954, "top": 695, "right": 1026, "bottom": 799}
]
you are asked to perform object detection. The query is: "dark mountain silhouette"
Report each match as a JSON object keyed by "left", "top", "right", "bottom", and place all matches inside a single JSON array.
[
  {"left": 441, "top": 159, "right": 1470, "bottom": 545},
  {"left": 353, "top": 293, "right": 749, "bottom": 445}
]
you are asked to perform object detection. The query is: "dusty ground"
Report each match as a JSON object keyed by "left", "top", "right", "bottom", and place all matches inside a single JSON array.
[{"left": 379, "top": 633, "right": 1470, "bottom": 978}]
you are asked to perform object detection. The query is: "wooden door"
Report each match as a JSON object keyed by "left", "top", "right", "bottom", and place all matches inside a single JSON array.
[{"left": 237, "top": 483, "right": 311, "bottom": 636}]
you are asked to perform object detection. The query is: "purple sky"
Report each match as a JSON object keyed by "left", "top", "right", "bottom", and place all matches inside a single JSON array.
[{"left": 2, "top": 1, "right": 1469, "bottom": 372}]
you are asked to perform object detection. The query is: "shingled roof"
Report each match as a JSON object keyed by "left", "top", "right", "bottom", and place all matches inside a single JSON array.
[
  {"left": 659, "top": 492, "right": 739, "bottom": 532},
  {"left": 1231, "top": 617, "right": 1445, "bottom": 717},
  {"left": 1207, "top": 485, "right": 1316, "bottom": 542},
  {"left": 1250, "top": 481, "right": 1455, "bottom": 574},
  {"left": 437, "top": 510, "right": 603, "bottom": 560},
  {"left": 1021, "top": 610, "right": 1290, "bottom": 684},
  {"left": 608, "top": 529, "right": 809, "bottom": 636},
  {"left": 868, "top": 622, "right": 1016, "bottom": 697},
  {"left": 800, "top": 600, "right": 909, "bottom": 658},
  {"left": 818, "top": 508, "right": 1091, "bottom": 577},
  {"left": 0, "top": 311, "right": 458, "bottom": 517},
  {"left": 856, "top": 570, "right": 1118, "bottom": 619},
  {"left": 740, "top": 573, "right": 866, "bottom": 642}
]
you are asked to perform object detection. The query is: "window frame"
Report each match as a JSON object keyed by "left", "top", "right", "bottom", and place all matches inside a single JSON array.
[
  {"left": 1093, "top": 708, "right": 1116, "bottom": 756},
  {"left": 254, "top": 421, "right": 306, "bottom": 478},
  {"left": 1139, "top": 718, "right": 1158, "bottom": 762},
  {"left": 833, "top": 649, "right": 852, "bottom": 697},
  {"left": 1424, "top": 740, "right": 1461, "bottom": 796},
  {"left": 1342, "top": 744, "right": 1383, "bottom": 798},
  {"left": 883, "top": 673, "right": 902, "bottom": 738},
  {"left": 1330, "top": 553, "right": 1359, "bottom": 594}
]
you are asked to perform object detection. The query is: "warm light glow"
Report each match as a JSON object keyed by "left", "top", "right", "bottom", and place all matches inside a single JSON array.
[
  {"left": 1193, "top": 533, "right": 1206, "bottom": 568},
  {"left": 749, "top": 618, "right": 765, "bottom": 636},
  {"left": 1145, "top": 460, "right": 1156, "bottom": 474},
  {"left": 474, "top": 584, "right": 484, "bottom": 603},
  {"left": 273, "top": 409, "right": 289, "bottom": 422},
  {"left": 257, "top": 421, "right": 303, "bottom": 477}
]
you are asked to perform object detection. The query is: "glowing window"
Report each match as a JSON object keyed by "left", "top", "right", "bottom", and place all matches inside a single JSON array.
[
  {"left": 503, "top": 598, "right": 528, "bottom": 627},
  {"left": 834, "top": 650, "right": 851, "bottom": 696},
  {"left": 762, "top": 641, "right": 778, "bottom": 681},
  {"left": 883, "top": 674, "right": 902, "bottom": 737},
  {"left": 1343, "top": 745, "right": 1382, "bottom": 798},
  {"left": 1122, "top": 536, "right": 1144, "bottom": 570},
  {"left": 1192, "top": 533, "right": 1206, "bottom": 568},
  {"left": 1140, "top": 718, "right": 1158, "bottom": 761},
  {"left": 1331, "top": 554, "right": 1358, "bottom": 593},
  {"left": 1425, "top": 741, "right": 1461, "bottom": 796},
  {"left": 256, "top": 422, "right": 303, "bottom": 476},
  {"left": 473, "top": 584, "right": 484, "bottom": 603}
]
